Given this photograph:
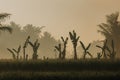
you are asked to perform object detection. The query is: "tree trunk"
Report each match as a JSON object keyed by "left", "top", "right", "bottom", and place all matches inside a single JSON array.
[
  {"left": 74, "top": 46, "right": 77, "bottom": 60},
  {"left": 23, "top": 48, "right": 26, "bottom": 60}
]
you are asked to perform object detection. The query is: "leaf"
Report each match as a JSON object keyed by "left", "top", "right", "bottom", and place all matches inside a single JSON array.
[
  {"left": 106, "top": 46, "right": 111, "bottom": 54},
  {"left": 80, "top": 41, "right": 86, "bottom": 50},
  {"left": 12, "top": 49, "right": 17, "bottom": 53},
  {"left": 69, "top": 32, "right": 73, "bottom": 40},
  {"left": 86, "top": 43, "right": 91, "bottom": 50},
  {"left": 76, "top": 36, "right": 80, "bottom": 42},
  {"left": 28, "top": 41, "right": 34, "bottom": 47},
  {"left": 87, "top": 51, "right": 92, "bottom": 58},
  {"left": 18, "top": 45, "right": 21, "bottom": 53},
  {"left": 73, "top": 30, "right": 76, "bottom": 38},
  {"left": 96, "top": 45, "right": 103, "bottom": 49},
  {"left": 65, "top": 37, "right": 68, "bottom": 42},
  {"left": 104, "top": 39, "right": 107, "bottom": 47},
  {"left": 7, "top": 48, "right": 14, "bottom": 54},
  {"left": 61, "top": 36, "right": 64, "bottom": 42}
]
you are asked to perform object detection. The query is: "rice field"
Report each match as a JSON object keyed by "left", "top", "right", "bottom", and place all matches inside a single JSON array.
[{"left": 0, "top": 59, "right": 120, "bottom": 80}]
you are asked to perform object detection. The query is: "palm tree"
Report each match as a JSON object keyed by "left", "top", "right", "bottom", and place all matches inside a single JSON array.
[
  {"left": 0, "top": 13, "right": 12, "bottom": 33},
  {"left": 98, "top": 12, "right": 120, "bottom": 57}
]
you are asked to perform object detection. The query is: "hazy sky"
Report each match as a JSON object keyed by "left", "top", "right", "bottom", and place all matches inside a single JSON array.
[{"left": 0, "top": 0, "right": 120, "bottom": 44}]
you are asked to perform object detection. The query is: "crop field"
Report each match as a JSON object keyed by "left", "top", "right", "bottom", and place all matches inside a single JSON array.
[{"left": 0, "top": 59, "right": 119, "bottom": 80}]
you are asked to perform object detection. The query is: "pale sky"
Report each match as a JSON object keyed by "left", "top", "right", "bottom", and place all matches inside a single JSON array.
[{"left": 0, "top": 0, "right": 120, "bottom": 44}]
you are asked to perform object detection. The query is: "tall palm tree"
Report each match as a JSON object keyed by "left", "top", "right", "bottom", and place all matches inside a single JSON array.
[
  {"left": 98, "top": 12, "right": 120, "bottom": 58},
  {"left": 0, "top": 13, "right": 12, "bottom": 33}
]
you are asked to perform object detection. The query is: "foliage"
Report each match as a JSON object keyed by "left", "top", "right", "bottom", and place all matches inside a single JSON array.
[
  {"left": 98, "top": 12, "right": 120, "bottom": 58},
  {"left": 96, "top": 39, "right": 108, "bottom": 59},
  {"left": 28, "top": 39, "right": 40, "bottom": 60},
  {"left": 80, "top": 41, "right": 92, "bottom": 59},
  {"left": 69, "top": 30, "right": 80, "bottom": 60},
  {"left": 7, "top": 45, "right": 21, "bottom": 60}
]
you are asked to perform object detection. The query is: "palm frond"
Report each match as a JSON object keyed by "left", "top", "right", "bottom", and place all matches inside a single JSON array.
[
  {"left": 0, "top": 13, "right": 11, "bottom": 21},
  {"left": 0, "top": 26, "right": 12, "bottom": 33}
]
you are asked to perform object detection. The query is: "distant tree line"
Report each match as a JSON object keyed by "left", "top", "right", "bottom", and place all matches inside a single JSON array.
[{"left": 0, "top": 12, "right": 120, "bottom": 60}]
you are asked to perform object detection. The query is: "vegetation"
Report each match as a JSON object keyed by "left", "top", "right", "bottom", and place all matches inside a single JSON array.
[
  {"left": 96, "top": 39, "right": 108, "bottom": 59},
  {"left": 69, "top": 30, "right": 80, "bottom": 60},
  {"left": 80, "top": 41, "right": 92, "bottom": 59},
  {"left": 0, "top": 12, "right": 120, "bottom": 80},
  {"left": 23, "top": 36, "right": 30, "bottom": 60},
  {"left": 0, "top": 13, "right": 12, "bottom": 33},
  {"left": 28, "top": 39, "right": 40, "bottom": 60},
  {"left": 98, "top": 12, "right": 120, "bottom": 57},
  {"left": 7, "top": 45, "right": 21, "bottom": 60}
]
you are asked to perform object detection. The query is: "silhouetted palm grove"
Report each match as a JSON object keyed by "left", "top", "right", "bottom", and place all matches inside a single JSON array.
[
  {"left": 1, "top": 12, "right": 120, "bottom": 80},
  {"left": 0, "top": 12, "right": 120, "bottom": 60}
]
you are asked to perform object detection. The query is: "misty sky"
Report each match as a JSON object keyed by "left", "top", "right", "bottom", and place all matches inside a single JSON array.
[{"left": 0, "top": 0, "right": 120, "bottom": 44}]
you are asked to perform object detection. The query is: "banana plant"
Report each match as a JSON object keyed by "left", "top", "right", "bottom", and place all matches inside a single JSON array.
[
  {"left": 61, "top": 36, "right": 68, "bottom": 59},
  {"left": 7, "top": 45, "right": 21, "bottom": 60},
  {"left": 55, "top": 44, "right": 62, "bottom": 59},
  {"left": 12, "top": 45, "right": 21, "bottom": 60},
  {"left": 97, "top": 52, "right": 102, "bottom": 59},
  {"left": 23, "top": 36, "right": 30, "bottom": 60},
  {"left": 7, "top": 48, "right": 16, "bottom": 60},
  {"left": 69, "top": 30, "right": 80, "bottom": 60},
  {"left": 28, "top": 39, "right": 40, "bottom": 60},
  {"left": 96, "top": 39, "right": 107, "bottom": 59},
  {"left": 80, "top": 41, "right": 92, "bottom": 59},
  {"left": 106, "top": 40, "right": 116, "bottom": 59}
]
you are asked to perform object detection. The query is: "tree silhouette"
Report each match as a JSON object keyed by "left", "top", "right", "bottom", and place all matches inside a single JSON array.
[
  {"left": 106, "top": 40, "right": 116, "bottom": 59},
  {"left": 98, "top": 12, "right": 120, "bottom": 58},
  {"left": 61, "top": 36, "right": 68, "bottom": 59},
  {"left": 55, "top": 44, "right": 62, "bottom": 59},
  {"left": 97, "top": 52, "right": 102, "bottom": 59},
  {"left": 69, "top": 30, "right": 79, "bottom": 60},
  {"left": 0, "top": 13, "right": 12, "bottom": 33},
  {"left": 28, "top": 39, "right": 40, "bottom": 60},
  {"left": 7, "top": 45, "right": 21, "bottom": 60},
  {"left": 96, "top": 39, "right": 107, "bottom": 59},
  {"left": 12, "top": 45, "right": 21, "bottom": 60},
  {"left": 23, "top": 36, "right": 30, "bottom": 60},
  {"left": 7, "top": 48, "right": 16, "bottom": 60},
  {"left": 80, "top": 41, "right": 92, "bottom": 59},
  {"left": 39, "top": 32, "right": 60, "bottom": 58}
]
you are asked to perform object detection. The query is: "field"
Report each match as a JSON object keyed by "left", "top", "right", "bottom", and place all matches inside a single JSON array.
[{"left": 0, "top": 59, "right": 120, "bottom": 80}]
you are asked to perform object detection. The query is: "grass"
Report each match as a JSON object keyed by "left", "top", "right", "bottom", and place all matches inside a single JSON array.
[{"left": 0, "top": 59, "right": 120, "bottom": 80}]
